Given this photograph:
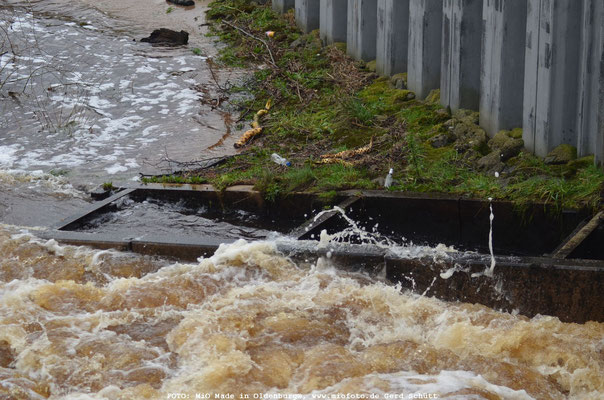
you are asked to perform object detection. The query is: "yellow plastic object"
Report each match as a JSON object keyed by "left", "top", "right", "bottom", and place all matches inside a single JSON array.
[
  {"left": 233, "top": 99, "right": 272, "bottom": 148},
  {"left": 320, "top": 137, "right": 373, "bottom": 160},
  {"left": 234, "top": 127, "right": 263, "bottom": 148},
  {"left": 316, "top": 158, "right": 353, "bottom": 167}
]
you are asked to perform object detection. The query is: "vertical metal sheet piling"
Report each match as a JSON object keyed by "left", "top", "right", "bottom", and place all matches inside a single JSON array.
[
  {"left": 272, "top": 0, "right": 295, "bottom": 14},
  {"left": 523, "top": 0, "right": 583, "bottom": 157},
  {"left": 577, "top": 0, "right": 604, "bottom": 160},
  {"left": 320, "top": 0, "right": 348, "bottom": 44},
  {"left": 376, "top": 0, "right": 410, "bottom": 76},
  {"left": 479, "top": 0, "right": 527, "bottom": 137},
  {"left": 346, "top": 0, "right": 378, "bottom": 61},
  {"left": 440, "top": 0, "right": 483, "bottom": 111},
  {"left": 295, "top": 0, "right": 321, "bottom": 33},
  {"left": 407, "top": 0, "right": 443, "bottom": 100}
]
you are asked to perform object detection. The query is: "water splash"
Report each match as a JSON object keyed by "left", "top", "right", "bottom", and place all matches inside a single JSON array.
[
  {"left": 470, "top": 198, "right": 497, "bottom": 279},
  {"left": 487, "top": 198, "right": 497, "bottom": 276},
  {"left": 312, "top": 206, "right": 398, "bottom": 248},
  {"left": 311, "top": 206, "right": 456, "bottom": 263}
]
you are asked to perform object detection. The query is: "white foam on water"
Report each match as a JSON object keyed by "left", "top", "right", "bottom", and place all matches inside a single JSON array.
[
  {"left": 0, "top": 168, "right": 87, "bottom": 199},
  {"left": 105, "top": 164, "right": 128, "bottom": 174},
  {"left": 305, "top": 370, "right": 535, "bottom": 399},
  {"left": 0, "top": 7, "right": 221, "bottom": 184},
  {"left": 0, "top": 145, "right": 22, "bottom": 168},
  {"left": 0, "top": 227, "right": 602, "bottom": 399},
  {"left": 135, "top": 64, "right": 155, "bottom": 74}
]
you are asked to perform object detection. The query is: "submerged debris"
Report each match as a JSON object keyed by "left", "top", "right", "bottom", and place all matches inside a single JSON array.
[
  {"left": 167, "top": 0, "right": 194, "bottom": 5},
  {"left": 140, "top": 29, "right": 189, "bottom": 46}
]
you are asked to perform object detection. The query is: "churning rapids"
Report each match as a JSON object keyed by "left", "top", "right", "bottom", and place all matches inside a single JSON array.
[
  {"left": 1, "top": 228, "right": 604, "bottom": 400},
  {"left": 1, "top": 1, "right": 604, "bottom": 400}
]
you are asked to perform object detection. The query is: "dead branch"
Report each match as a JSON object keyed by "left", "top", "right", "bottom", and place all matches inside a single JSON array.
[
  {"left": 221, "top": 19, "right": 277, "bottom": 67},
  {"left": 142, "top": 152, "right": 239, "bottom": 175}
]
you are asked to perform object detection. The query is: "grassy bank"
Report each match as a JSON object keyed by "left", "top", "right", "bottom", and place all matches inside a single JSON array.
[{"left": 144, "top": 0, "right": 603, "bottom": 211}]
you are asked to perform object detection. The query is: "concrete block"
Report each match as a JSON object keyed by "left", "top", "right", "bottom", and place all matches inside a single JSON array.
[
  {"left": 272, "top": 0, "right": 295, "bottom": 14},
  {"left": 479, "top": 0, "right": 528, "bottom": 137},
  {"left": 376, "top": 0, "right": 410, "bottom": 76},
  {"left": 347, "top": 0, "right": 378, "bottom": 61},
  {"left": 320, "top": 0, "right": 348, "bottom": 44},
  {"left": 407, "top": 0, "right": 443, "bottom": 100},
  {"left": 577, "top": 0, "right": 604, "bottom": 160},
  {"left": 295, "top": 0, "right": 321, "bottom": 33},
  {"left": 523, "top": 0, "right": 583, "bottom": 157},
  {"left": 440, "top": 0, "right": 483, "bottom": 112}
]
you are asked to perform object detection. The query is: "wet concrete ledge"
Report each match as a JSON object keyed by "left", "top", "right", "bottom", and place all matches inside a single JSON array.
[
  {"left": 385, "top": 253, "right": 604, "bottom": 324},
  {"left": 42, "top": 185, "right": 604, "bottom": 323},
  {"left": 281, "top": 241, "right": 604, "bottom": 323},
  {"left": 41, "top": 230, "right": 235, "bottom": 261}
]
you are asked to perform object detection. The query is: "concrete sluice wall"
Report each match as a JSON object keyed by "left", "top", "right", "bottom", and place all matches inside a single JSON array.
[
  {"left": 43, "top": 186, "right": 604, "bottom": 323},
  {"left": 280, "top": 0, "right": 604, "bottom": 165}
]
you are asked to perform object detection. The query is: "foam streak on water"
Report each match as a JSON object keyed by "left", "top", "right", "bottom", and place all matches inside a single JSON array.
[
  {"left": 0, "top": 226, "right": 603, "bottom": 399},
  {"left": 0, "top": 0, "right": 239, "bottom": 227},
  {"left": 0, "top": 4, "right": 235, "bottom": 187}
]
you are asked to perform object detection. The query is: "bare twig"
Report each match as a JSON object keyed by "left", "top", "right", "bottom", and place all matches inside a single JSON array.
[
  {"left": 221, "top": 19, "right": 277, "bottom": 67},
  {"left": 206, "top": 57, "right": 230, "bottom": 93},
  {"left": 236, "top": 105, "right": 254, "bottom": 123},
  {"left": 141, "top": 153, "right": 240, "bottom": 176}
]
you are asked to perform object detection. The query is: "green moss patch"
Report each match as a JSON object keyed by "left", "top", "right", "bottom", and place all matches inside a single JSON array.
[{"left": 149, "top": 0, "right": 603, "bottom": 212}]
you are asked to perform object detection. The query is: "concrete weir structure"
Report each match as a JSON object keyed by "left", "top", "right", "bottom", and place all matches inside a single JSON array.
[
  {"left": 295, "top": 0, "right": 321, "bottom": 33},
  {"left": 479, "top": 0, "right": 527, "bottom": 136},
  {"left": 346, "top": 0, "right": 377, "bottom": 62},
  {"left": 319, "top": 0, "right": 347, "bottom": 44},
  {"left": 407, "top": 0, "right": 443, "bottom": 99},
  {"left": 272, "top": 0, "right": 604, "bottom": 166},
  {"left": 440, "top": 0, "right": 483, "bottom": 111},
  {"left": 375, "top": 0, "right": 409, "bottom": 77},
  {"left": 46, "top": 186, "right": 604, "bottom": 323}
]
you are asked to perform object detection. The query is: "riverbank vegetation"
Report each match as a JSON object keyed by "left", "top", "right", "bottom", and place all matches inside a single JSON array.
[{"left": 144, "top": 0, "right": 604, "bottom": 211}]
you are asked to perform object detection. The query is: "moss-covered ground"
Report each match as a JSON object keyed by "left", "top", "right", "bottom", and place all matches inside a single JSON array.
[{"left": 143, "top": 0, "right": 603, "bottom": 212}]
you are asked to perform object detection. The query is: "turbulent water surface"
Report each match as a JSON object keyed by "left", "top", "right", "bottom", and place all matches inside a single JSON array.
[
  {"left": 0, "top": 0, "right": 239, "bottom": 226},
  {"left": 1, "top": 1, "right": 604, "bottom": 399},
  {"left": 1, "top": 227, "right": 604, "bottom": 399}
]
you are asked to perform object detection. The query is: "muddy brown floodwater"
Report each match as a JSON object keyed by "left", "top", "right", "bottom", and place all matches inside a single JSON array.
[
  {"left": 1, "top": 227, "right": 603, "bottom": 399},
  {"left": 1, "top": 1, "right": 604, "bottom": 399}
]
